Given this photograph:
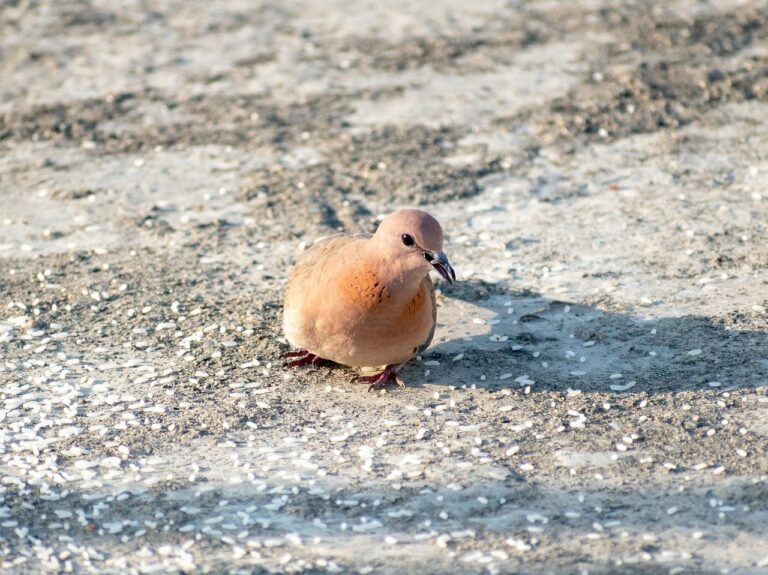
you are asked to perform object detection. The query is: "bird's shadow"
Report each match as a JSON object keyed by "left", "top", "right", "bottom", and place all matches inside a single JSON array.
[{"left": 395, "top": 278, "right": 768, "bottom": 394}]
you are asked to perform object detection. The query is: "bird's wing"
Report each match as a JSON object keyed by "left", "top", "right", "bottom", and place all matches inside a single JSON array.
[
  {"left": 284, "top": 232, "right": 369, "bottom": 309},
  {"left": 416, "top": 274, "right": 437, "bottom": 354},
  {"left": 295, "top": 233, "right": 368, "bottom": 270}
]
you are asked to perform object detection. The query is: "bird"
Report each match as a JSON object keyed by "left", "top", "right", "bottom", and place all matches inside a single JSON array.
[{"left": 282, "top": 208, "right": 455, "bottom": 390}]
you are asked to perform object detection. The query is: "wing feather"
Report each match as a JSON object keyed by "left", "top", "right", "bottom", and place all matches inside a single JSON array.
[{"left": 416, "top": 274, "right": 437, "bottom": 354}]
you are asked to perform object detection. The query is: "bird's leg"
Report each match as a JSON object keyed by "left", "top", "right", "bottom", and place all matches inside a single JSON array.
[
  {"left": 358, "top": 364, "right": 404, "bottom": 391},
  {"left": 282, "top": 350, "right": 309, "bottom": 359},
  {"left": 284, "top": 353, "right": 317, "bottom": 367},
  {"left": 311, "top": 355, "right": 329, "bottom": 368},
  {"left": 282, "top": 349, "right": 310, "bottom": 366},
  {"left": 282, "top": 349, "right": 330, "bottom": 368}
]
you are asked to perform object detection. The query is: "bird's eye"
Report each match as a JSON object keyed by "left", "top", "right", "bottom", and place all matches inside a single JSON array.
[{"left": 401, "top": 233, "right": 415, "bottom": 247}]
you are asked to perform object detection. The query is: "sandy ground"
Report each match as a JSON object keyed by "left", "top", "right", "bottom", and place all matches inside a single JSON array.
[{"left": 2, "top": 0, "right": 768, "bottom": 573}]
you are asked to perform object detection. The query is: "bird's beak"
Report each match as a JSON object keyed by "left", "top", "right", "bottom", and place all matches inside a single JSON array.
[{"left": 430, "top": 251, "right": 455, "bottom": 286}]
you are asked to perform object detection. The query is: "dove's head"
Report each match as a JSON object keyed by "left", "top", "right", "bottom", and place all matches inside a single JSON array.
[{"left": 372, "top": 209, "right": 455, "bottom": 286}]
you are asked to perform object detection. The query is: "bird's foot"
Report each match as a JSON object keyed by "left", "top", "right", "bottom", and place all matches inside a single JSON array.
[
  {"left": 282, "top": 349, "right": 329, "bottom": 368},
  {"left": 357, "top": 365, "right": 404, "bottom": 392}
]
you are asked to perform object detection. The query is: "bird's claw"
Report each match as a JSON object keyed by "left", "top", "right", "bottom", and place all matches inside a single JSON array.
[
  {"left": 282, "top": 349, "right": 328, "bottom": 368},
  {"left": 282, "top": 350, "right": 308, "bottom": 359},
  {"left": 357, "top": 365, "right": 404, "bottom": 391},
  {"left": 368, "top": 377, "right": 404, "bottom": 392}
]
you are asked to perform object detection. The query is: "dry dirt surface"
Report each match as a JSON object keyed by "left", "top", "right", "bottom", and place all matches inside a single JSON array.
[{"left": 2, "top": 0, "right": 768, "bottom": 573}]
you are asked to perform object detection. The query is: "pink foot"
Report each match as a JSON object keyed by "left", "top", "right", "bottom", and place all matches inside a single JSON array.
[
  {"left": 282, "top": 349, "right": 330, "bottom": 368},
  {"left": 357, "top": 365, "right": 404, "bottom": 391}
]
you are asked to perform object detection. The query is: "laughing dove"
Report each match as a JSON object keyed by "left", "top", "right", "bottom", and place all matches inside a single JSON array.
[{"left": 282, "top": 208, "right": 455, "bottom": 389}]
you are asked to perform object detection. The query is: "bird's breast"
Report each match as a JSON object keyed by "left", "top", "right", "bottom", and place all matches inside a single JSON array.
[
  {"left": 400, "top": 283, "right": 426, "bottom": 320},
  {"left": 335, "top": 264, "right": 428, "bottom": 322},
  {"left": 317, "top": 269, "right": 434, "bottom": 366},
  {"left": 335, "top": 261, "right": 391, "bottom": 312}
]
